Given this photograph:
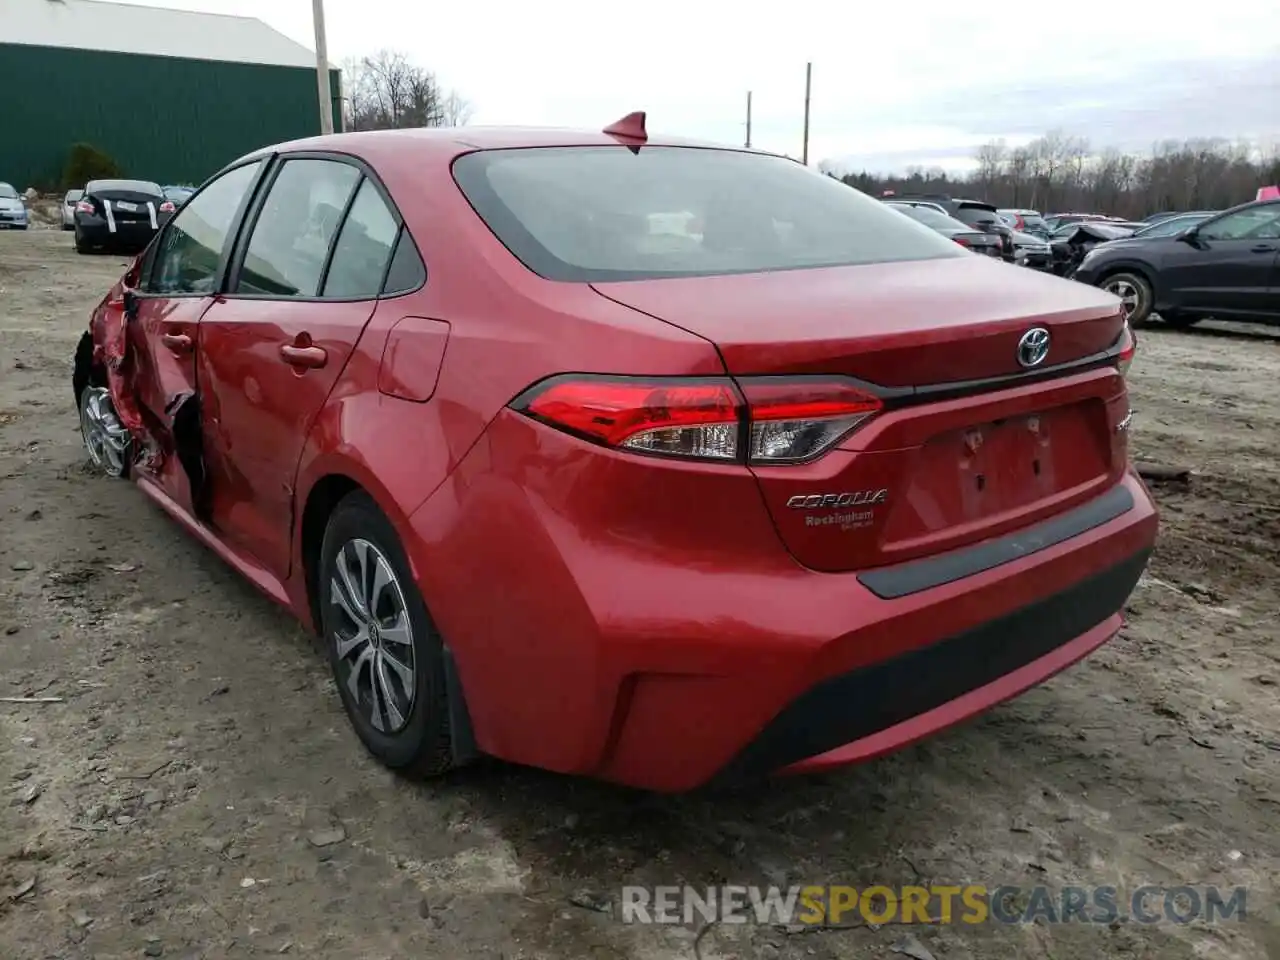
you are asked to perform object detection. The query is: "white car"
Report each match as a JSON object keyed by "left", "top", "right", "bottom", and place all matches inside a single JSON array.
[
  {"left": 62, "top": 188, "right": 84, "bottom": 230},
  {"left": 0, "top": 182, "right": 29, "bottom": 230}
]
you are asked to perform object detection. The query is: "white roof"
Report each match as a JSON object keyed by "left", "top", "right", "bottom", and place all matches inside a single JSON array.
[{"left": 0, "top": 0, "right": 321, "bottom": 68}]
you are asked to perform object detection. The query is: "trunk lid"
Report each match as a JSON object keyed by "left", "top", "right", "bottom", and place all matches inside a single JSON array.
[
  {"left": 592, "top": 257, "right": 1131, "bottom": 573},
  {"left": 90, "top": 188, "right": 163, "bottom": 223}
]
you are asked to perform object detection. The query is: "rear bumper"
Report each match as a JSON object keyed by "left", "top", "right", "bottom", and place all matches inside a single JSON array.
[
  {"left": 76, "top": 215, "right": 158, "bottom": 246},
  {"left": 410, "top": 407, "right": 1159, "bottom": 792},
  {"left": 715, "top": 546, "right": 1147, "bottom": 784}
]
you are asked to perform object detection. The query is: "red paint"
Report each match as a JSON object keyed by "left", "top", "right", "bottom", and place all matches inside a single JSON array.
[
  {"left": 377, "top": 317, "right": 450, "bottom": 402},
  {"left": 85, "top": 126, "right": 1159, "bottom": 791}
]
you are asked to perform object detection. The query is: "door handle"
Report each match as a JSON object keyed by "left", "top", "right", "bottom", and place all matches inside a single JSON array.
[
  {"left": 279, "top": 343, "right": 328, "bottom": 369},
  {"left": 161, "top": 332, "right": 193, "bottom": 354},
  {"left": 1250, "top": 244, "right": 1275, "bottom": 253}
]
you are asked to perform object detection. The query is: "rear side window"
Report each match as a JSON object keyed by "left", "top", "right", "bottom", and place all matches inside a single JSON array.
[
  {"left": 322, "top": 178, "right": 399, "bottom": 298},
  {"left": 149, "top": 161, "right": 263, "bottom": 296},
  {"left": 453, "top": 146, "right": 963, "bottom": 282},
  {"left": 381, "top": 228, "right": 426, "bottom": 296},
  {"left": 236, "top": 159, "right": 360, "bottom": 297}
]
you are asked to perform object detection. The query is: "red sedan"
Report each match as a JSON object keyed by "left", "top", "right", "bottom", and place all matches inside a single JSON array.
[{"left": 73, "top": 114, "right": 1158, "bottom": 792}]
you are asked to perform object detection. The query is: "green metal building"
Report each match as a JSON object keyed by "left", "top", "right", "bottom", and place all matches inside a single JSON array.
[{"left": 0, "top": 0, "right": 342, "bottom": 190}]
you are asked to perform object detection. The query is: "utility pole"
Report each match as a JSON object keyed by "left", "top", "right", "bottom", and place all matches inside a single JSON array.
[
  {"left": 801, "top": 62, "right": 812, "bottom": 165},
  {"left": 312, "top": 0, "right": 334, "bottom": 135},
  {"left": 745, "top": 91, "right": 753, "bottom": 148}
]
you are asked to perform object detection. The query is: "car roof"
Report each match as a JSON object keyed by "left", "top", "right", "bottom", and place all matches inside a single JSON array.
[{"left": 237, "top": 125, "right": 766, "bottom": 169}]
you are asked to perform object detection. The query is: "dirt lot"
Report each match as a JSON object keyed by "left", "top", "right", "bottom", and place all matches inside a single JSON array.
[{"left": 1, "top": 228, "right": 1277, "bottom": 960}]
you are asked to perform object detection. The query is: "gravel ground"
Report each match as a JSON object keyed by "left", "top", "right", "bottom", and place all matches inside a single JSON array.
[{"left": 1, "top": 229, "right": 1277, "bottom": 960}]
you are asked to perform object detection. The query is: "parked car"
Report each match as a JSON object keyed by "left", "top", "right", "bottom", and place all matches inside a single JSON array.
[
  {"left": 999, "top": 209, "right": 1051, "bottom": 239},
  {"left": 1140, "top": 210, "right": 1218, "bottom": 226},
  {"left": 162, "top": 185, "right": 195, "bottom": 208},
  {"left": 72, "top": 119, "right": 1156, "bottom": 792},
  {"left": 883, "top": 201, "right": 1004, "bottom": 257},
  {"left": 74, "top": 179, "right": 175, "bottom": 254},
  {"left": 1010, "top": 230, "right": 1053, "bottom": 270},
  {"left": 890, "top": 195, "right": 1016, "bottom": 260},
  {"left": 1130, "top": 212, "right": 1217, "bottom": 238},
  {"left": 62, "top": 188, "right": 84, "bottom": 229},
  {"left": 1072, "top": 197, "right": 1280, "bottom": 328},
  {"left": 0, "top": 181, "right": 29, "bottom": 230},
  {"left": 1049, "top": 221, "right": 1137, "bottom": 276},
  {"left": 1043, "top": 213, "right": 1116, "bottom": 232}
]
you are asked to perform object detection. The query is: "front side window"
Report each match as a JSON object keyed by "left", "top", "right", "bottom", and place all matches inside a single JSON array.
[
  {"left": 321, "top": 178, "right": 399, "bottom": 298},
  {"left": 149, "top": 161, "right": 263, "bottom": 296},
  {"left": 1198, "top": 206, "right": 1280, "bottom": 241},
  {"left": 453, "top": 146, "right": 963, "bottom": 282},
  {"left": 236, "top": 159, "right": 360, "bottom": 297}
]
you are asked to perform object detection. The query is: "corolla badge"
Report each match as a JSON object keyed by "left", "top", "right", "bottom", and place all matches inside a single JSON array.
[
  {"left": 1016, "top": 327, "right": 1051, "bottom": 368},
  {"left": 786, "top": 490, "right": 888, "bottom": 509}
]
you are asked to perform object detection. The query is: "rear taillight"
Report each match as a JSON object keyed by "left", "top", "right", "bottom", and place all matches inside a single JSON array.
[
  {"left": 954, "top": 237, "right": 972, "bottom": 247},
  {"left": 159, "top": 200, "right": 176, "bottom": 213},
  {"left": 1116, "top": 321, "right": 1136, "bottom": 376},
  {"left": 514, "top": 376, "right": 883, "bottom": 465},
  {"left": 76, "top": 200, "right": 94, "bottom": 214}
]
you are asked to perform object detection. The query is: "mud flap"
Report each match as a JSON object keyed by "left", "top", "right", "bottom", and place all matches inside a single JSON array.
[
  {"left": 166, "top": 392, "right": 211, "bottom": 524},
  {"left": 73, "top": 330, "right": 95, "bottom": 406}
]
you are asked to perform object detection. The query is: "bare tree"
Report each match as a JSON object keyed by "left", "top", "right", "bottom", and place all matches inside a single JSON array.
[
  {"left": 342, "top": 50, "right": 472, "bottom": 132},
  {"left": 834, "top": 134, "right": 1278, "bottom": 218}
]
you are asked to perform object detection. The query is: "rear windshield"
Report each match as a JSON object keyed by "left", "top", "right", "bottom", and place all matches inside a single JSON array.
[
  {"left": 888, "top": 204, "right": 973, "bottom": 232},
  {"left": 1020, "top": 215, "right": 1048, "bottom": 231},
  {"left": 452, "top": 146, "right": 963, "bottom": 282},
  {"left": 87, "top": 179, "right": 162, "bottom": 196},
  {"left": 953, "top": 205, "right": 1003, "bottom": 227}
]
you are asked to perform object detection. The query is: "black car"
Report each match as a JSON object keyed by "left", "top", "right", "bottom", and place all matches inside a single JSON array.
[
  {"left": 1072, "top": 198, "right": 1280, "bottom": 328},
  {"left": 74, "top": 179, "right": 174, "bottom": 254},
  {"left": 884, "top": 195, "right": 1015, "bottom": 260},
  {"left": 883, "top": 202, "right": 1004, "bottom": 258}
]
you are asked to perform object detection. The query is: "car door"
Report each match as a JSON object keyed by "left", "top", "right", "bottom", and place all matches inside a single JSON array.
[
  {"left": 127, "top": 160, "right": 266, "bottom": 514},
  {"left": 197, "top": 155, "right": 402, "bottom": 579},
  {"left": 1160, "top": 204, "right": 1280, "bottom": 315}
]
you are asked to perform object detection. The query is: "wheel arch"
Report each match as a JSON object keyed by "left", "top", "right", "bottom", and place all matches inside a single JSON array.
[
  {"left": 294, "top": 464, "right": 479, "bottom": 766},
  {"left": 1094, "top": 260, "right": 1162, "bottom": 302}
]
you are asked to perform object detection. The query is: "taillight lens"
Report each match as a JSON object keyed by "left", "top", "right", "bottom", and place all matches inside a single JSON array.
[
  {"left": 159, "top": 200, "right": 176, "bottom": 213},
  {"left": 954, "top": 237, "right": 972, "bottom": 247},
  {"left": 76, "top": 200, "right": 94, "bottom": 214},
  {"left": 514, "top": 376, "right": 883, "bottom": 465},
  {"left": 521, "top": 378, "right": 740, "bottom": 460},
  {"left": 1116, "top": 321, "right": 1136, "bottom": 376},
  {"left": 738, "top": 379, "right": 882, "bottom": 463}
]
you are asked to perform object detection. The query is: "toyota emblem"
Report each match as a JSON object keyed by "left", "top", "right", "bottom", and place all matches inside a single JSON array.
[{"left": 1016, "top": 327, "right": 1051, "bottom": 368}]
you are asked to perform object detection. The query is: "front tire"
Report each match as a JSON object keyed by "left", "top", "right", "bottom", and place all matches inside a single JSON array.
[
  {"left": 1101, "top": 272, "right": 1154, "bottom": 327},
  {"left": 319, "top": 492, "right": 454, "bottom": 779}
]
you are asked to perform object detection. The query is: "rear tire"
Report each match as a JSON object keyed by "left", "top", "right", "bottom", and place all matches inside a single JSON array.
[
  {"left": 1101, "top": 272, "right": 1153, "bottom": 327},
  {"left": 319, "top": 492, "right": 455, "bottom": 779},
  {"left": 74, "top": 229, "right": 90, "bottom": 254}
]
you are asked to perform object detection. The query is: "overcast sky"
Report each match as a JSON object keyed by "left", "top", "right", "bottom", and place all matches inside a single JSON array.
[{"left": 116, "top": 0, "right": 1280, "bottom": 173}]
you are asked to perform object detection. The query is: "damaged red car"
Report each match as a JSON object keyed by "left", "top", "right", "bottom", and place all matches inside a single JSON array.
[{"left": 73, "top": 115, "right": 1158, "bottom": 792}]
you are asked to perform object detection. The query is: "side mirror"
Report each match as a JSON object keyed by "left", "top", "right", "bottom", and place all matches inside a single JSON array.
[
  {"left": 123, "top": 289, "right": 140, "bottom": 319},
  {"left": 1175, "top": 227, "right": 1198, "bottom": 243}
]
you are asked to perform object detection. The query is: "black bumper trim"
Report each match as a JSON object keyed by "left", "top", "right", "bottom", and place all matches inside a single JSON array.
[
  {"left": 711, "top": 548, "right": 1151, "bottom": 785},
  {"left": 858, "top": 483, "right": 1134, "bottom": 600}
]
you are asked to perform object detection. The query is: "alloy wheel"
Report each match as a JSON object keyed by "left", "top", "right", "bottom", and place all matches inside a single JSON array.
[
  {"left": 328, "top": 538, "right": 417, "bottom": 734},
  {"left": 1103, "top": 278, "right": 1140, "bottom": 320},
  {"left": 79, "top": 386, "right": 130, "bottom": 476}
]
